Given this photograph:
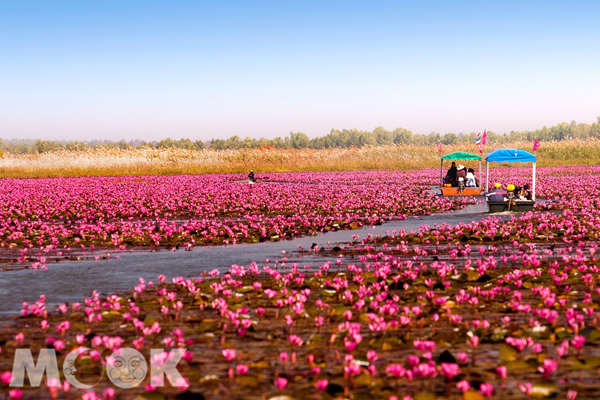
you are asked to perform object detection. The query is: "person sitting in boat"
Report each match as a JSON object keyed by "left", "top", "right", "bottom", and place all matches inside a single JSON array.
[
  {"left": 445, "top": 162, "right": 458, "bottom": 186},
  {"left": 456, "top": 165, "right": 467, "bottom": 187},
  {"left": 506, "top": 184, "right": 517, "bottom": 201},
  {"left": 518, "top": 184, "right": 532, "bottom": 200},
  {"left": 248, "top": 170, "right": 256, "bottom": 183},
  {"left": 485, "top": 183, "right": 506, "bottom": 201},
  {"left": 466, "top": 168, "right": 477, "bottom": 187}
]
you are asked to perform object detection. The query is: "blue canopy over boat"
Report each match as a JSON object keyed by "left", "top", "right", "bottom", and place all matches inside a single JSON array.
[
  {"left": 484, "top": 148, "right": 537, "bottom": 200},
  {"left": 485, "top": 148, "right": 536, "bottom": 163}
]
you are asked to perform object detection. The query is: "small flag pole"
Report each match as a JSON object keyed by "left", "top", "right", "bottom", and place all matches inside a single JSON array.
[{"left": 438, "top": 142, "right": 443, "bottom": 186}]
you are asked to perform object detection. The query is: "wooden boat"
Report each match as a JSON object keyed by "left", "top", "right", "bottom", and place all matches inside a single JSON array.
[
  {"left": 438, "top": 152, "right": 482, "bottom": 196},
  {"left": 484, "top": 148, "right": 538, "bottom": 213}
]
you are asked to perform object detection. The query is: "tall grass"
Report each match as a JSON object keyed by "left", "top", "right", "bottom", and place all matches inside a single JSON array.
[{"left": 0, "top": 139, "right": 598, "bottom": 178}]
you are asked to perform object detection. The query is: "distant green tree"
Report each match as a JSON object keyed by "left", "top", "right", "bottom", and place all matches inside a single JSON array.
[
  {"left": 289, "top": 132, "right": 310, "bottom": 149},
  {"left": 116, "top": 140, "right": 131, "bottom": 149},
  {"left": 426, "top": 132, "right": 441, "bottom": 145},
  {"left": 34, "top": 140, "right": 61, "bottom": 153},
  {"left": 157, "top": 138, "right": 175, "bottom": 148},
  {"left": 65, "top": 141, "right": 90, "bottom": 151},
  {"left": 441, "top": 133, "right": 457, "bottom": 145}
]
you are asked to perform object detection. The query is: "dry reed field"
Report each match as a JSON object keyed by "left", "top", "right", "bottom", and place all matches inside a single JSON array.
[{"left": 0, "top": 139, "right": 598, "bottom": 178}]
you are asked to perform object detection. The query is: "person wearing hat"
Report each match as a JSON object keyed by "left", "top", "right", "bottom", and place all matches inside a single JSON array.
[
  {"left": 248, "top": 170, "right": 255, "bottom": 184},
  {"left": 485, "top": 182, "right": 506, "bottom": 201},
  {"left": 456, "top": 165, "right": 467, "bottom": 187},
  {"left": 505, "top": 184, "right": 519, "bottom": 209}
]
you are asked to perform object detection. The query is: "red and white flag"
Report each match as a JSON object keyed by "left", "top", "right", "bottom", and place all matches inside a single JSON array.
[
  {"left": 533, "top": 138, "right": 540, "bottom": 152},
  {"left": 476, "top": 129, "right": 488, "bottom": 146}
]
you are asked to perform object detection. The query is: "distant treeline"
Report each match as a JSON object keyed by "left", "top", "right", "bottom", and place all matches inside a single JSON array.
[{"left": 1, "top": 118, "right": 599, "bottom": 154}]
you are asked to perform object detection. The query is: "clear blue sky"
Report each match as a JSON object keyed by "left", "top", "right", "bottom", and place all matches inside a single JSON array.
[{"left": 1, "top": 1, "right": 599, "bottom": 141}]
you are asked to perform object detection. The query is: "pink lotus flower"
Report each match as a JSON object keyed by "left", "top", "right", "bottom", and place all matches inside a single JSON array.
[
  {"left": 538, "top": 358, "right": 558, "bottom": 379},
  {"left": 82, "top": 391, "right": 98, "bottom": 400},
  {"left": 344, "top": 339, "right": 357, "bottom": 352},
  {"left": 14, "top": 333, "right": 24, "bottom": 344},
  {"left": 344, "top": 363, "right": 361, "bottom": 377},
  {"left": 274, "top": 377, "right": 288, "bottom": 390},
  {"left": 479, "top": 383, "right": 494, "bottom": 397},
  {"left": 367, "top": 350, "right": 378, "bottom": 362},
  {"left": 1, "top": 371, "right": 12, "bottom": 385},
  {"left": 571, "top": 335, "right": 586, "bottom": 350},
  {"left": 222, "top": 348, "right": 236, "bottom": 361},
  {"left": 456, "top": 380, "right": 470, "bottom": 393},
  {"left": 236, "top": 364, "right": 249, "bottom": 375},
  {"left": 496, "top": 365, "right": 507, "bottom": 379},
  {"left": 280, "top": 352, "right": 289, "bottom": 363},
  {"left": 103, "top": 387, "right": 115, "bottom": 400},
  {"left": 466, "top": 335, "right": 479, "bottom": 347},
  {"left": 53, "top": 340, "right": 65, "bottom": 352},
  {"left": 385, "top": 364, "right": 406, "bottom": 378},
  {"left": 439, "top": 363, "right": 459, "bottom": 380},
  {"left": 519, "top": 382, "right": 533, "bottom": 395},
  {"left": 315, "top": 379, "right": 328, "bottom": 391},
  {"left": 288, "top": 334, "right": 303, "bottom": 346}
]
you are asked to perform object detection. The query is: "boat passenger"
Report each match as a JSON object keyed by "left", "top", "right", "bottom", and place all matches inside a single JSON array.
[
  {"left": 445, "top": 162, "right": 458, "bottom": 186},
  {"left": 248, "top": 170, "right": 255, "bottom": 183},
  {"left": 466, "top": 168, "right": 477, "bottom": 187},
  {"left": 506, "top": 184, "right": 518, "bottom": 200},
  {"left": 456, "top": 165, "right": 467, "bottom": 187},
  {"left": 518, "top": 184, "right": 532, "bottom": 200},
  {"left": 485, "top": 183, "right": 505, "bottom": 201}
]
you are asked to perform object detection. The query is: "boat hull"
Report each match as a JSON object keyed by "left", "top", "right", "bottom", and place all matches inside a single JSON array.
[
  {"left": 487, "top": 200, "right": 535, "bottom": 213},
  {"left": 440, "top": 187, "right": 482, "bottom": 196}
]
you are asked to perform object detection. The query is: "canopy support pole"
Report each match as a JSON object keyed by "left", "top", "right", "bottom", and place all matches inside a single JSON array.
[
  {"left": 532, "top": 162, "right": 536, "bottom": 201},
  {"left": 478, "top": 160, "right": 482, "bottom": 188},
  {"left": 485, "top": 161, "right": 489, "bottom": 192},
  {"left": 440, "top": 159, "right": 444, "bottom": 186}
]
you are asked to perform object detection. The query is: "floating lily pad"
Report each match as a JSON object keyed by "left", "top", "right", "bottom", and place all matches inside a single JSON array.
[
  {"left": 463, "top": 390, "right": 485, "bottom": 400},
  {"left": 236, "top": 375, "right": 258, "bottom": 387},
  {"left": 530, "top": 382, "right": 557, "bottom": 398},
  {"left": 135, "top": 393, "right": 166, "bottom": 400},
  {"left": 500, "top": 343, "right": 518, "bottom": 362},
  {"left": 414, "top": 392, "right": 437, "bottom": 400}
]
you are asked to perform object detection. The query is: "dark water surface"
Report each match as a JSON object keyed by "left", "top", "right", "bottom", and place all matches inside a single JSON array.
[{"left": 0, "top": 202, "right": 506, "bottom": 315}]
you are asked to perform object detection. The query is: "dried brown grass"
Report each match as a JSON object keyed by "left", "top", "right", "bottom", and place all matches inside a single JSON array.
[{"left": 0, "top": 139, "right": 598, "bottom": 178}]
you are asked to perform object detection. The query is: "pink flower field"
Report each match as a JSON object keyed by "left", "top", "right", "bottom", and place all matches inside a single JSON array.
[
  {"left": 1, "top": 165, "right": 600, "bottom": 400},
  {"left": 0, "top": 171, "right": 474, "bottom": 268}
]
